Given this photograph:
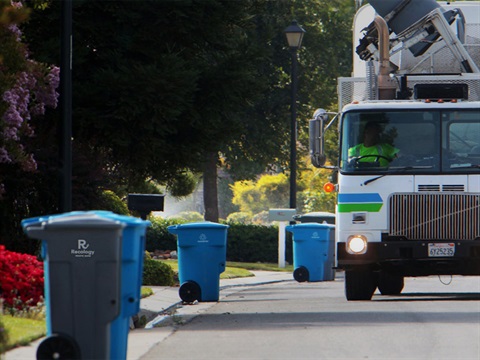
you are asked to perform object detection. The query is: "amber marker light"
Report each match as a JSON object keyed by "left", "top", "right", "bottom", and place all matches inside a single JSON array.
[{"left": 323, "top": 182, "right": 335, "bottom": 193}]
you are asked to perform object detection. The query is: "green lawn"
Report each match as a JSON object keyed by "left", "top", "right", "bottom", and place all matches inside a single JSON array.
[
  {"left": 226, "top": 261, "right": 293, "bottom": 272},
  {"left": 2, "top": 315, "right": 46, "bottom": 351},
  {"left": 141, "top": 286, "right": 154, "bottom": 298}
]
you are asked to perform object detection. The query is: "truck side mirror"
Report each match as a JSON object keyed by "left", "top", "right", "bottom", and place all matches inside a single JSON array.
[{"left": 309, "top": 109, "right": 328, "bottom": 167}]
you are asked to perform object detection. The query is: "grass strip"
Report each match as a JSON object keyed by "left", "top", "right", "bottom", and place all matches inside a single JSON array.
[
  {"left": 159, "top": 259, "right": 292, "bottom": 279},
  {"left": 2, "top": 315, "right": 46, "bottom": 351}
]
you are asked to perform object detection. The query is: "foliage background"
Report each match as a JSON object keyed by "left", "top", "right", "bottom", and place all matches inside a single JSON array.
[{"left": 1, "top": 0, "right": 355, "bottom": 253}]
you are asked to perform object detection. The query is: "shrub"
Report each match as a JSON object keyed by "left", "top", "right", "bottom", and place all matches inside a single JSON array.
[
  {"left": 99, "top": 190, "right": 130, "bottom": 215},
  {"left": 251, "top": 211, "right": 271, "bottom": 225},
  {"left": 142, "top": 259, "right": 175, "bottom": 286},
  {"left": 0, "top": 246, "right": 44, "bottom": 311},
  {"left": 144, "top": 250, "right": 152, "bottom": 261},
  {"left": 169, "top": 211, "right": 204, "bottom": 222},
  {"left": 231, "top": 174, "right": 291, "bottom": 214},
  {"left": 226, "top": 212, "right": 252, "bottom": 224},
  {"left": 146, "top": 216, "right": 185, "bottom": 252},
  {"left": 226, "top": 224, "right": 293, "bottom": 263}
]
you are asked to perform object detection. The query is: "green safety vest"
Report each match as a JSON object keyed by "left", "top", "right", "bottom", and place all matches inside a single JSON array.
[{"left": 348, "top": 143, "right": 398, "bottom": 166}]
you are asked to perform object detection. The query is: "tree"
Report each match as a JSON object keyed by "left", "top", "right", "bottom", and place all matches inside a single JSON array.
[
  {"left": 299, "top": 161, "right": 337, "bottom": 213},
  {"left": 230, "top": 159, "right": 336, "bottom": 216},
  {"left": 24, "top": 2, "right": 276, "bottom": 195},
  {"left": 0, "top": 0, "right": 60, "bottom": 252},
  {"left": 231, "top": 173, "right": 292, "bottom": 215},
  {"left": 17, "top": 0, "right": 355, "bottom": 226},
  {"left": 0, "top": 1, "right": 59, "bottom": 186},
  {"left": 22, "top": 0, "right": 293, "bottom": 221},
  {"left": 224, "top": 0, "right": 354, "bottom": 215}
]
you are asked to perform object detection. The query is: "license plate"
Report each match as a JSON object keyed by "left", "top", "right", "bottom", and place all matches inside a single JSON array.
[{"left": 428, "top": 243, "right": 455, "bottom": 257}]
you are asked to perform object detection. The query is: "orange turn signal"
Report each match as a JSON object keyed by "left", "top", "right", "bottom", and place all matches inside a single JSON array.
[{"left": 323, "top": 182, "right": 335, "bottom": 193}]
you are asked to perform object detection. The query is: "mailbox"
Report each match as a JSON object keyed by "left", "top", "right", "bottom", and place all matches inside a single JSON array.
[{"left": 268, "top": 209, "right": 296, "bottom": 222}]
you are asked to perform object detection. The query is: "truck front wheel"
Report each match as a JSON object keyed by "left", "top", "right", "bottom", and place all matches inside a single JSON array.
[
  {"left": 344, "top": 270, "right": 377, "bottom": 301},
  {"left": 378, "top": 272, "right": 404, "bottom": 295}
]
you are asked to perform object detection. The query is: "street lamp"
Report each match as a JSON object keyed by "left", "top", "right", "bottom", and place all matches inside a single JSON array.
[
  {"left": 60, "top": 0, "right": 73, "bottom": 212},
  {"left": 284, "top": 20, "right": 305, "bottom": 210}
]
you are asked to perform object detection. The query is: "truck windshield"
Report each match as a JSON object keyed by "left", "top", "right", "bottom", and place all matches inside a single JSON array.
[{"left": 340, "top": 109, "right": 480, "bottom": 174}]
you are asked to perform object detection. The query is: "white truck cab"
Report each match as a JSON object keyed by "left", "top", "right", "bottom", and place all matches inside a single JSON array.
[{"left": 310, "top": 0, "right": 480, "bottom": 300}]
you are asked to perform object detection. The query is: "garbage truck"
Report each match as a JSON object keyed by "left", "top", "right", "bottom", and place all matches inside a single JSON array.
[{"left": 309, "top": 0, "right": 480, "bottom": 300}]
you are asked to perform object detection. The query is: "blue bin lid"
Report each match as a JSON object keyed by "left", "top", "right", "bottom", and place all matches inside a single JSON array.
[
  {"left": 168, "top": 222, "right": 228, "bottom": 234},
  {"left": 286, "top": 223, "right": 335, "bottom": 233},
  {"left": 21, "top": 215, "right": 52, "bottom": 230},
  {"left": 88, "top": 211, "right": 151, "bottom": 228},
  {"left": 21, "top": 211, "right": 90, "bottom": 231},
  {"left": 22, "top": 212, "right": 125, "bottom": 239},
  {"left": 22, "top": 211, "right": 150, "bottom": 232},
  {"left": 293, "top": 211, "right": 336, "bottom": 224}
]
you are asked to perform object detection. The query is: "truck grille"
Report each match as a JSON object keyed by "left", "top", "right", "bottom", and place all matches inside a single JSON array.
[{"left": 389, "top": 193, "right": 480, "bottom": 240}]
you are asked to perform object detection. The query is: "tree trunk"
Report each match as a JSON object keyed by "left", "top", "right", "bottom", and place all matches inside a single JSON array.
[{"left": 203, "top": 151, "right": 219, "bottom": 222}]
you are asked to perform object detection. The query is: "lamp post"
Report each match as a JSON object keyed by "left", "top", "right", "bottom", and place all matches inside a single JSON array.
[
  {"left": 284, "top": 20, "right": 305, "bottom": 210},
  {"left": 60, "top": 0, "right": 73, "bottom": 212}
]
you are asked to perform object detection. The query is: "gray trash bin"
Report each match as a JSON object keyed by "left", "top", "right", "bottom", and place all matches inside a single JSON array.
[
  {"left": 293, "top": 211, "right": 335, "bottom": 225},
  {"left": 22, "top": 212, "right": 126, "bottom": 360}
]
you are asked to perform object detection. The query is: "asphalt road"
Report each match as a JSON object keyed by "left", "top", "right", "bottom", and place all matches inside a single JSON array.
[{"left": 139, "top": 274, "right": 480, "bottom": 360}]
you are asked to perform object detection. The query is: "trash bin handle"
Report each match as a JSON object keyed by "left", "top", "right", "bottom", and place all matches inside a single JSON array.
[
  {"left": 167, "top": 225, "right": 179, "bottom": 234},
  {"left": 24, "top": 226, "right": 47, "bottom": 240}
]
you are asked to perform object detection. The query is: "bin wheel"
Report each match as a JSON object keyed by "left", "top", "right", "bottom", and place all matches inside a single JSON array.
[
  {"left": 179, "top": 281, "right": 201, "bottom": 302},
  {"left": 293, "top": 266, "right": 309, "bottom": 282},
  {"left": 36, "top": 333, "right": 81, "bottom": 360}
]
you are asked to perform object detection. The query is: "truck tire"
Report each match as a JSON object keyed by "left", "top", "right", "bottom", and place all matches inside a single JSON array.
[
  {"left": 378, "top": 272, "right": 404, "bottom": 295},
  {"left": 345, "top": 270, "right": 377, "bottom": 301}
]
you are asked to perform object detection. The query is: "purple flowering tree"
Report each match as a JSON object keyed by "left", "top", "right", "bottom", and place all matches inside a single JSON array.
[{"left": 0, "top": 0, "right": 59, "bottom": 199}]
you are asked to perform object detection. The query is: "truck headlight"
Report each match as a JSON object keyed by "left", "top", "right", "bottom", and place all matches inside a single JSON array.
[{"left": 347, "top": 235, "right": 367, "bottom": 254}]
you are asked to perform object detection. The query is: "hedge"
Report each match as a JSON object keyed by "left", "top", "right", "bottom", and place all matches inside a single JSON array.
[
  {"left": 146, "top": 217, "right": 185, "bottom": 252},
  {"left": 142, "top": 258, "right": 175, "bottom": 286},
  {"left": 226, "top": 224, "right": 293, "bottom": 263},
  {"left": 146, "top": 217, "right": 293, "bottom": 264}
]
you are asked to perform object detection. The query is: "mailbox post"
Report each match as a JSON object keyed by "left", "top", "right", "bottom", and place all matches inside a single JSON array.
[
  {"left": 127, "top": 194, "right": 164, "bottom": 220},
  {"left": 268, "top": 209, "right": 296, "bottom": 268}
]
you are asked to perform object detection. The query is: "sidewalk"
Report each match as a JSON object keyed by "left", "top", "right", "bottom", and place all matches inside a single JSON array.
[
  {"left": 5, "top": 271, "right": 293, "bottom": 360},
  {"left": 141, "top": 270, "right": 294, "bottom": 322}
]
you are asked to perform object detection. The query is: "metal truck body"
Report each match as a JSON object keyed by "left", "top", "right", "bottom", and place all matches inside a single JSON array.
[{"left": 310, "top": 1, "right": 480, "bottom": 300}]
